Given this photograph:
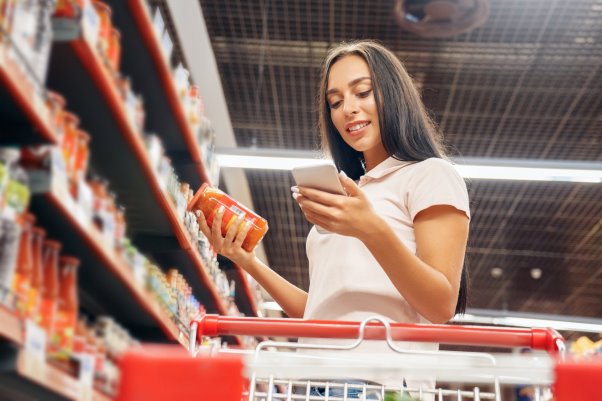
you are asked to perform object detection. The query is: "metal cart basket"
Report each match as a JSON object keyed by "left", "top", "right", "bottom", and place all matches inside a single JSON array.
[{"left": 116, "top": 314, "right": 600, "bottom": 401}]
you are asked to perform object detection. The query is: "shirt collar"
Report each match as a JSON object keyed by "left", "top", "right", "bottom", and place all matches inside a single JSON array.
[{"left": 358, "top": 157, "right": 413, "bottom": 185}]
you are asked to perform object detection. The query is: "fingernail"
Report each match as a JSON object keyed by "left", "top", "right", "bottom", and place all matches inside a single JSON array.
[
  {"left": 292, "top": 192, "right": 300, "bottom": 200},
  {"left": 236, "top": 213, "right": 245, "bottom": 221},
  {"left": 291, "top": 186, "right": 300, "bottom": 193},
  {"left": 218, "top": 205, "right": 225, "bottom": 214},
  {"left": 195, "top": 210, "right": 200, "bottom": 217},
  {"left": 339, "top": 170, "right": 348, "bottom": 178}
]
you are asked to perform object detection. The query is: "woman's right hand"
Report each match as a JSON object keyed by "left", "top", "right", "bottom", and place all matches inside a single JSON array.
[{"left": 194, "top": 207, "right": 255, "bottom": 267}]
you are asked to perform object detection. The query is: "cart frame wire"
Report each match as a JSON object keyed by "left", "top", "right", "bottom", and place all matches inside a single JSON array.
[{"left": 116, "top": 315, "right": 600, "bottom": 401}]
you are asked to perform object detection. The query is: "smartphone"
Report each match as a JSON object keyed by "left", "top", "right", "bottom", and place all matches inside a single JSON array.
[
  {"left": 291, "top": 163, "right": 346, "bottom": 195},
  {"left": 292, "top": 163, "right": 346, "bottom": 234}
]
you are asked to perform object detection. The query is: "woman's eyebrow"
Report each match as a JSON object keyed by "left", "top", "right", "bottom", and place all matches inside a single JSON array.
[{"left": 326, "top": 76, "right": 371, "bottom": 96}]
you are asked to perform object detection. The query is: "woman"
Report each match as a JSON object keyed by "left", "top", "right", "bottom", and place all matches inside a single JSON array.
[{"left": 195, "top": 40, "right": 470, "bottom": 399}]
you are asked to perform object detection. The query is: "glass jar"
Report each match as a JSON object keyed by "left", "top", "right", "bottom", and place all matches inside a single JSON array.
[
  {"left": 188, "top": 183, "right": 268, "bottom": 252},
  {"left": 40, "top": 239, "right": 61, "bottom": 336},
  {"left": 46, "top": 91, "right": 66, "bottom": 142},
  {"left": 107, "top": 27, "right": 121, "bottom": 72},
  {"left": 92, "top": 1, "right": 112, "bottom": 57},
  {"left": 27, "top": 226, "right": 46, "bottom": 321},
  {"left": 51, "top": 255, "right": 80, "bottom": 359},
  {"left": 12, "top": 213, "right": 35, "bottom": 315},
  {"left": 72, "top": 129, "right": 90, "bottom": 184},
  {"left": 61, "top": 111, "right": 80, "bottom": 178}
]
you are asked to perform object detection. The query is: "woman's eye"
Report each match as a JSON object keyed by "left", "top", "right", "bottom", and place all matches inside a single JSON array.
[
  {"left": 357, "top": 90, "right": 372, "bottom": 98},
  {"left": 330, "top": 100, "right": 342, "bottom": 109}
]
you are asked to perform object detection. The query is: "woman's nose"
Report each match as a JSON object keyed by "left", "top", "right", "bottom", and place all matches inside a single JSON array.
[{"left": 342, "top": 96, "right": 359, "bottom": 115}]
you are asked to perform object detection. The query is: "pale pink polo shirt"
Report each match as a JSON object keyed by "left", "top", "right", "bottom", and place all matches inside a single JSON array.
[{"left": 300, "top": 157, "right": 470, "bottom": 396}]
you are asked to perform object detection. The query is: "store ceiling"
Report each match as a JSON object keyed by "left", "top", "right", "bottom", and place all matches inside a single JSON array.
[{"left": 184, "top": 0, "right": 601, "bottom": 319}]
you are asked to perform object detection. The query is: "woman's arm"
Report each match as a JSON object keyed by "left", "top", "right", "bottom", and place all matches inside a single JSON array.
[
  {"left": 242, "top": 256, "right": 308, "bottom": 319},
  {"left": 294, "top": 173, "right": 469, "bottom": 323},
  {"left": 194, "top": 207, "right": 308, "bottom": 318},
  {"left": 359, "top": 205, "right": 468, "bottom": 323}
]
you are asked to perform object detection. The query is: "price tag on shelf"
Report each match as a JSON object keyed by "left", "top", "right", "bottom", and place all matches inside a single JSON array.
[
  {"left": 23, "top": 319, "right": 47, "bottom": 378},
  {"left": 76, "top": 353, "right": 95, "bottom": 401}
]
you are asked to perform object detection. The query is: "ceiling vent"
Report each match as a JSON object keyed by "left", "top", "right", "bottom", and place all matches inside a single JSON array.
[{"left": 394, "top": 0, "right": 490, "bottom": 38}]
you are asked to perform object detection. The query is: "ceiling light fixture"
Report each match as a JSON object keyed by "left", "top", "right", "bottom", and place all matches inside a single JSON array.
[
  {"left": 215, "top": 148, "right": 602, "bottom": 183},
  {"left": 454, "top": 309, "right": 602, "bottom": 334}
]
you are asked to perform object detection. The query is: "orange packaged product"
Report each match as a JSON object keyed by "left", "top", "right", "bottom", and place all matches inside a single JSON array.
[
  {"left": 12, "top": 213, "right": 35, "bottom": 316},
  {"left": 93, "top": 1, "right": 112, "bottom": 56},
  {"left": 72, "top": 129, "right": 91, "bottom": 183},
  {"left": 26, "top": 227, "right": 46, "bottom": 321},
  {"left": 46, "top": 91, "right": 66, "bottom": 141},
  {"left": 61, "top": 111, "right": 79, "bottom": 175},
  {"left": 39, "top": 240, "right": 62, "bottom": 336},
  {"left": 187, "top": 183, "right": 268, "bottom": 252},
  {"left": 51, "top": 256, "right": 80, "bottom": 359},
  {"left": 54, "top": 0, "right": 85, "bottom": 18},
  {"left": 107, "top": 28, "right": 121, "bottom": 72}
]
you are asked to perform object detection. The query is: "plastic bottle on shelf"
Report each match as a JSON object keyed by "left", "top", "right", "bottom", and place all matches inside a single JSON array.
[
  {"left": 92, "top": 1, "right": 111, "bottom": 57},
  {"left": 39, "top": 239, "right": 61, "bottom": 336},
  {"left": 61, "top": 111, "right": 80, "bottom": 180},
  {"left": 107, "top": 27, "right": 121, "bottom": 72},
  {"left": 188, "top": 183, "right": 269, "bottom": 252},
  {"left": 12, "top": 213, "right": 35, "bottom": 315},
  {"left": 26, "top": 226, "right": 46, "bottom": 321},
  {"left": 51, "top": 255, "right": 80, "bottom": 359}
]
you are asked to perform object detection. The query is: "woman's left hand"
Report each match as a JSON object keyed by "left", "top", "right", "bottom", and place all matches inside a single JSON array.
[{"left": 292, "top": 172, "right": 381, "bottom": 239}]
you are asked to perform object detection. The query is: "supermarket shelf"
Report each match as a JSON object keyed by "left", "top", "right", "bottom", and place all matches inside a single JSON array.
[
  {"left": 0, "top": 305, "right": 21, "bottom": 343},
  {"left": 0, "top": 310, "right": 112, "bottom": 401},
  {"left": 46, "top": 19, "right": 229, "bottom": 318},
  {"left": 106, "top": 0, "right": 210, "bottom": 188},
  {"left": 236, "top": 267, "right": 260, "bottom": 318},
  {"left": 0, "top": 345, "right": 112, "bottom": 401},
  {"left": 0, "top": 34, "right": 57, "bottom": 145},
  {"left": 29, "top": 176, "right": 181, "bottom": 342}
]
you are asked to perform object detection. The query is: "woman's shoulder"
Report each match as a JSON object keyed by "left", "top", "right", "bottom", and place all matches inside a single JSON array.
[{"left": 407, "top": 157, "right": 459, "bottom": 177}]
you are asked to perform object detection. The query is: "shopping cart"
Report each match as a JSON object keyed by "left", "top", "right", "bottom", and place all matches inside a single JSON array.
[{"left": 116, "top": 314, "right": 600, "bottom": 401}]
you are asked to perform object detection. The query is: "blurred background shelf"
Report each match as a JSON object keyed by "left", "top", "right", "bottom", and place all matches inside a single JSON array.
[
  {"left": 46, "top": 25, "right": 228, "bottom": 316},
  {"left": 0, "top": 308, "right": 112, "bottom": 401},
  {"left": 29, "top": 178, "right": 181, "bottom": 342},
  {"left": 104, "top": 0, "right": 210, "bottom": 188},
  {"left": 0, "top": 34, "right": 57, "bottom": 146}
]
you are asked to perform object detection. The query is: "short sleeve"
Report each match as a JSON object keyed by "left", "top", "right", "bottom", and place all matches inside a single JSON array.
[{"left": 407, "top": 158, "right": 471, "bottom": 221}]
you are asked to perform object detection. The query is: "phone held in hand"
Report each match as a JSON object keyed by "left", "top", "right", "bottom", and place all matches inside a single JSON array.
[
  {"left": 291, "top": 163, "right": 346, "bottom": 195},
  {"left": 291, "top": 163, "right": 346, "bottom": 234}
]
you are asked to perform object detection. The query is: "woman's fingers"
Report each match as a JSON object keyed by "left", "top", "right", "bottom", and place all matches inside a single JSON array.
[
  {"left": 195, "top": 209, "right": 211, "bottom": 239},
  {"left": 211, "top": 206, "right": 225, "bottom": 246},
  {"left": 234, "top": 220, "right": 252, "bottom": 248},
  {"left": 224, "top": 213, "right": 245, "bottom": 244}
]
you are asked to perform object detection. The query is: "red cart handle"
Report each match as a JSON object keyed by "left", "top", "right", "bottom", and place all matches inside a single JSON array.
[{"left": 194, "top": 315, "right": 564, "bottom": 354}]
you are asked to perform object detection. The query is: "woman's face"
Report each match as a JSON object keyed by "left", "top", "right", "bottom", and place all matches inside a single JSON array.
[{"left": 326, "top": 55, "right": 387, "bottom": 168}]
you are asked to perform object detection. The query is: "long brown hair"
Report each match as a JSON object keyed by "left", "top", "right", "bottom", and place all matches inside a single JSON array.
[{"left": 317, "top": 40, "right": 469, "bottom": 315}]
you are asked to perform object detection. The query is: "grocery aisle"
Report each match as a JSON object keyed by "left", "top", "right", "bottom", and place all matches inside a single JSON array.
[
  {"left": 1, "top": 1, "right": 601, "bottom": 401},
  {"left": 0, "top": 1, "right": 260, "bottom": 399}
]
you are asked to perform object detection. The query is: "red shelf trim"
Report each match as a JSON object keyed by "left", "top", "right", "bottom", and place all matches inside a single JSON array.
[
  {"left": 0, "top": 40, "right": 57, "bottom": 143},
  {"left": 128, "top": 0, "right": 212, "bottom": 186}
]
